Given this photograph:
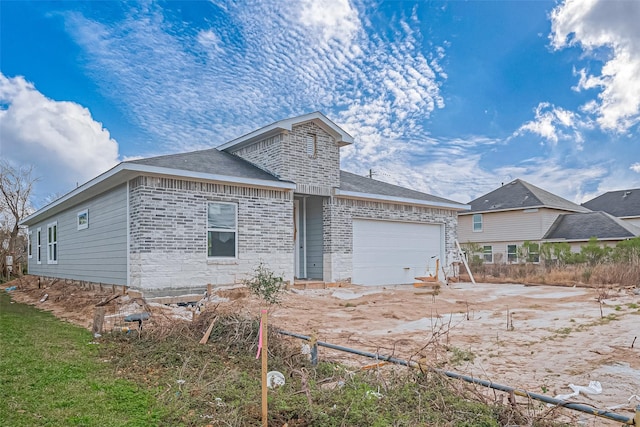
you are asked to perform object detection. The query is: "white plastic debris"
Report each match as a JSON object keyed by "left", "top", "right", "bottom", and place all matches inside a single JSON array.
[
  {"left": 266, "top": 371, "right": 285, "bottom": 388},
  {"left": 301, "top": 343, "right": 311, "bottom": 358},
  {"left": 607, "top": 394, "right": 640, "bottom": 410},
  {"left": 365, "top": 390, "right": 383, "bottom": 399},
  {"left": 554, "top": 381, "right": 602, "bottom": 400}
]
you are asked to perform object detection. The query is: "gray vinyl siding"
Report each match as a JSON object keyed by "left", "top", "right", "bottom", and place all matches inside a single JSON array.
[
  {"left": 305, "top": 196, "right": 323, "bottom": 279},
  {"left": 27, "top": 185, "right": 128, "bottom": 285}
]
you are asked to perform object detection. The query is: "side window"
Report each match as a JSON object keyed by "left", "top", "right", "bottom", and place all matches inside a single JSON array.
[
  {"left": 47, "top": 222, "right": 58, "bottom": 264},
  {"left": 473, "top": 214, "right": 483, "bottom": 232},
  {"left": 77, "top": 209, "right": 89, "bottom": 230},
  {"left": 36, "top": 227, "right": 42, "bottom": 264},
  {"left": 207, "top": 202, "right": 237, "bottom": 258},
  {"left": 483, "top": 245, "right": 493, "bottom": 263},
  {"left": 28, "top": 230, "right": 33, "bottom": 259},
  {"left": 527, "top": 243, "right": 540, "bottom": 263},
  {"left": 507, "top": 244, "right": 517, "bottom": 263}
]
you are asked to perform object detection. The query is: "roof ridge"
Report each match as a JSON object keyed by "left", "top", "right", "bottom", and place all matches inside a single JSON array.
[{"left": 518, "top": 179, "right": 585, "bottom": 210}]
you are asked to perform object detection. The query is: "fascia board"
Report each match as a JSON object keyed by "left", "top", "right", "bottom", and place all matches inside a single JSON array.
[
  {"left": 458, "top": 205, "right": 582, "bottom": 215},
  {"left": 335, "top": 189, "right": 470, "bottom": 210}
]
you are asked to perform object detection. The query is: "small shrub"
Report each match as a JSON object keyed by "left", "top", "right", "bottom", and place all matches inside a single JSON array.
[
  {"left": 242, "top": 262, "right": 285, "bottom": 305},
  {"left": 448, "top": 347, "right": 475, "bottom": 365}
]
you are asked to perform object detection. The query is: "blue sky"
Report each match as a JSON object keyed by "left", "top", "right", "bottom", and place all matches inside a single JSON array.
[{"left": 1, "top": 0, "right": 639, "bottom": 208}]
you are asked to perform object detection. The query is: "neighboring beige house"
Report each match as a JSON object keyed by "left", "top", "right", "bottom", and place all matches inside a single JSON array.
[
  {"left": 459, "top": 180, "right": 640, "bottom": 264},
  {"left": 21, "top": 112, "right": 469, "bottom": 296},
  {"left": 458, "top": 179, "right": 591, "bottom": 263},
  {"left": 582, "top": 188, "right": 640, "bottom": 228}
]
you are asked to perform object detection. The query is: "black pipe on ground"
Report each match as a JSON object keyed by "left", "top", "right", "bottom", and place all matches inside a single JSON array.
[{"left": 278, "top": 329, "right": 637, "bottom": 425}]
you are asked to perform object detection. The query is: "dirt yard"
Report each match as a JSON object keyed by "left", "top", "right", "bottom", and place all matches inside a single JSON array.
[{"left": 6, "top": 276, "right": 640, "bottom": 425}]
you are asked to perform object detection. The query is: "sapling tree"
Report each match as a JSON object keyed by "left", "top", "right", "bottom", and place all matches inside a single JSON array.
[{"left": 243, "top": 262, "right": 285, "bottom": 306}]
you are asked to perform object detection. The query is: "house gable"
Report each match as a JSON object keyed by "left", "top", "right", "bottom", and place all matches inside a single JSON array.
[{"left": 219, "top": 112, "right": 352, "bottom": 196}]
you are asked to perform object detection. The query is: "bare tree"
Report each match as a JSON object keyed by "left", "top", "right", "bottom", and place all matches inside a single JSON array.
[{"left": 0, "top": 161, "right": 37, "bottom": 278}]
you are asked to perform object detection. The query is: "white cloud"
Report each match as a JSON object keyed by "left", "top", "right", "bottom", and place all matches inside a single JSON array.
[
  {"left": 61, "top": 1, "right": 446, "bottom": 159},
  {"left": 0, "top": 73, "right": 119, "bottom": 204},
  {"left": 196, "top": 29, "right": 223, "bottom": 53},
  {"left": 298, "top": 0, "right": 361, "bottom": 46},
  {"left": 494, "top": 160, "right": 607, "bottom": 203},
  {"left": 631, "top": 163, "right": 640, "bottom": 173},
  {"left": 550, "top": 0, "right": 640, "bottom": 133},
  {"left": 515, "top": 102, "right": 582, "bottom": 145}
]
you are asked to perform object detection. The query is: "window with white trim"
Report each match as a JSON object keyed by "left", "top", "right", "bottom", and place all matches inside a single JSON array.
[
  {"left": 507, "top": 245, "right": 517, "bottom": 263},
  {"left": 473, "top": 214, "right": 483, "bottom": 232},
  {"left": 47, "top": 222, "right": 58, "bottom": 264},
  {"left": 526, "top": 242, "right": 540, "bottom": 263},
  {"left": 28, "top": 230, "right": 33, "bottom": 259},
  {"left": 207, "top": 202, "right": 237, "bottom": 258},
  {"left": 36, "top": 227, "right": 42, "bottom": 264},
  {"left": 77, "top": 209, "right": 89, "bottom": 230},
  {"left": 483, "top": 245, "right": 493, "bottom": 263}
]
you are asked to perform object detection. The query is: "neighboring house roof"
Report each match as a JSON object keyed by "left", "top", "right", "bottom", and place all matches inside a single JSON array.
[
  {"left": 217, "top": 111, "right": 354, "bottom": 151},
  {"left": 543, "top": 211, "right": 640, "bottom": 241},
  {"left": 128, "top": 148, "right": 284, "bottom": 183},
  {"left": 337, "top": 171, "right": 470, "bottom": 210},
  {"left": 463, "top": 179, "right": 590, "bottom": 214},
  {"left": 582, "top": 188, "right": 640, "bottom": 218}
]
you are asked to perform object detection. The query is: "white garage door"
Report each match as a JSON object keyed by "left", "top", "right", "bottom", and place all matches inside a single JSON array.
[{"left": 352, "top": 219, "right": 443, "bottom": 286}]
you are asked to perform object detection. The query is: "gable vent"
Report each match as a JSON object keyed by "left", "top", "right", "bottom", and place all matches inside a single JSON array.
[{"left": 306, "top": 134, "right": 317, "bottom": 158}]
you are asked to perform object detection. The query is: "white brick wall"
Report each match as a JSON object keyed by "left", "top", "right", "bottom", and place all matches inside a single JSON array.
[
  {"left": 324, "top": 197, "right": 458, "bottom": 282},
  {"left": 129, "top": 176, "right": 294, "bottom": 293}
]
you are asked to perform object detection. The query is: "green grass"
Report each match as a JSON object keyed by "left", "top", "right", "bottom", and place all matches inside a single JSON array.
[
  {"left": 0, "top": 292, "right": 168, "bottom": 427},
  {"left": 1, "top": 292, "right": 566, "bottom": 426}
]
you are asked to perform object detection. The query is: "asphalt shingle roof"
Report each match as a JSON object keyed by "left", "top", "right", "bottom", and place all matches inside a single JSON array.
[
  {"left": 582, "top": 188, "right": 640, "bottom": 218},
  {"left": 127, "top": 150, "right": 464, "bottom": 207},
  {"left": 543, "top": 211, "right": 640, "bottom": 240},
  {"left": 127, "top": 148, "right": 283, "bottom": 182},
  {"left": 467, "top": 179, "right": 590, "bottom": 213},
  {"left": 339, "top": 171, "right": 464, "bottom": 206}
]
